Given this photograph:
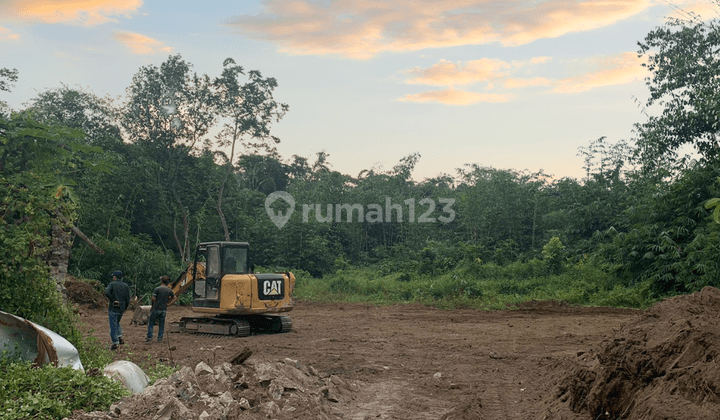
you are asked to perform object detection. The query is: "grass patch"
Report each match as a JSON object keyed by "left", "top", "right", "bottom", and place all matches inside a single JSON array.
[
  {"left": 293, "top": 262, "right": 660, "bottom": 310},
  {"left": 137, "top": 353, "right": 178, "bottom": 385}
]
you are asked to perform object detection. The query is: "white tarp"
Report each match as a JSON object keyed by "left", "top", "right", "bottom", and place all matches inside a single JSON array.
[
  {"left": 0, "top": 310, "right": 84, "bottom": 370},
  {"left": 103, "top": 360, "right": 150, "bottom": 394}
]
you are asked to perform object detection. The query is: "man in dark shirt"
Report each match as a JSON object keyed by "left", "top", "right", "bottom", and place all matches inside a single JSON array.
[
  {"left": 105, "top": 270, "right": 131, "bottom": 350},
  {"left": 146, "top": 275, "right": 175, "bottom": 343}
]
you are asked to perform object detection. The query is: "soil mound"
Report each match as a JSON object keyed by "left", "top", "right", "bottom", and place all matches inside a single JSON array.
[
  {"left": 64, "top": 277, "right": 106, "bottom": 309},
  {"left": 63, "top": 357, "right": 359, "bottom": 420},
  {"left": 539, "top": 286, "right": 720, "bottom": 419}
]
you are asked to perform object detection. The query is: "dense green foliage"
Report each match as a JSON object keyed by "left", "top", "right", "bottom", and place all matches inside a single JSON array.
[
  {"left": 0, "top": 358, "right": 129, "bottom": 420},
  {"left": 0, "top": 112, "right": 100, "bottom": 343}
]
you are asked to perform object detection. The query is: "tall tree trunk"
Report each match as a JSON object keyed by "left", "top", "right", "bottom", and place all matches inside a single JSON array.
[
  {"left": 217, "top": 131, "right": 238, "bottom": 242},
  {"left": 172, "top": 192, "right": 190, "bottom": 263},
  {"left": 217, "top": 169, "right": 231, "bottom": 241},
  {"left": 173, "top": 214, "right": 184, "bottom": 263},
  {"left": 48, "top": 211, "right": 105, "bottom": 296},
  {"left": 49, "top": 224, "right": 71, "bottom": 294}
]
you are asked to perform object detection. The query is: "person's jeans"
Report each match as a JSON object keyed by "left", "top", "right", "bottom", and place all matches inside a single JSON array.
[
  {"left": 108, "top": 310, "right": 124, "bottom": 345},
  {"left": 147, "top": 310, "right": 167, "bottom": 340}
]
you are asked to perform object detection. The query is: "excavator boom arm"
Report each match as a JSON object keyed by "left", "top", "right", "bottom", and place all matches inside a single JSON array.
[{"left": 168, "top": 262, "right": 206, "bottom": 305}]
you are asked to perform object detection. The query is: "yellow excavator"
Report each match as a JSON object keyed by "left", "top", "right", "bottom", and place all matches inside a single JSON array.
[{"left": 167, "top": 241, "right": 294, "bottom": 336}]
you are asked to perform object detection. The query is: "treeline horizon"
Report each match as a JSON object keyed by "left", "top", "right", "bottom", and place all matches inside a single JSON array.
[{"left": 5, "top": 10, "right": 720, "bottom": 307}]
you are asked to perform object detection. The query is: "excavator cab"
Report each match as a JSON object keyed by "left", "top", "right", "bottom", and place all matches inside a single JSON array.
[{"left": 192, "top": 242, "right": 250, "bottom": 307}]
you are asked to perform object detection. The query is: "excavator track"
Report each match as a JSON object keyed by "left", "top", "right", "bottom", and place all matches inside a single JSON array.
[
  {"left": 247, "top": 315, "right": 292, "bottom": 334},
  {"left": 176, "top": 315, "right": 292, "bottom": 336},
  {"left": 178, "top": 316, "right": 251, "bottom": 337}
]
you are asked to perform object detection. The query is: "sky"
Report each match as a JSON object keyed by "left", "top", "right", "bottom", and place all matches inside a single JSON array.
[{"left": 1, "top": 0, "right": 717, "bottom": 182}]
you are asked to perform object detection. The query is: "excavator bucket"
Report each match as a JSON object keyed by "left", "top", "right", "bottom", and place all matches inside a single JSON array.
[{"left": 131, "top": 305, "right": 152, "bottom": 325}]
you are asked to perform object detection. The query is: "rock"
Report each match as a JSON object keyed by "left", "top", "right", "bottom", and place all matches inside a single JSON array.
[
  {"left": 218, "top": 391, "right": 234, "bottom": 404},
  {"left": 224, "top": 397, "right": 252, "bottom": 418},
  {"left": 261, "top": 401, "right": 281, "bottom": 417},
  {"left": 142, "top": 384, "right": 176, "bottom": 399},
  {"left": 177, "top": 380, "right": 199, "bottom": 402},
  {"left": 255, "top": 362, "right": 281, "bottom": 384},
  {"left": 171, "top": 366, "right": 195, "bottom": 384},
  {"left": 322, "top": 383, "right": 340, "bottom": 403},
  {"left": 153, "top": 397, "right": 193, "bottom": 420},
  {"left": 213, "top": 364, "right": 232, "bottom": 388},
  {"left": 197, "top": 374, "right": 227, "bottom": 396},
  {"left": 223, "top": 401, "right": 243, "bottom": 418},
  {"left": 238, "top": 397, "right": 251, "bottom": 410},
  {"left": 268, "top": 380, "right": 285, "bottom": 400},
  {"left": 195, "top": 361, "right": 214, "bottom": 376},
  {"left": 308, "top": 365, "right": 319, "bottom": 377}
]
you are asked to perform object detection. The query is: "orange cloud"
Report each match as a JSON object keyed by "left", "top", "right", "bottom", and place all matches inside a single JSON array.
[
  {"left": 113, "top": 31, "right": 171, "bottom": 55},
  {"left": 227, "top": 0, "right": 652, "bottom": 59},
  {"left": 553, "top": 52, "right": 647, "bottom": 93},
  {"left": 398, "top": 52, "right": 644, "bottom": 105},
  {"left": 402, "top": 56, "right": 551, "bottom": 87},
  {"left": 502, "top": 0, "right": 651, "bottom": 45},
  {"left": 0, "top": 26, "right": 19, "bottom": 41},
  {"left": 503, "top": 77, "right": 553, "bottom": 89},
  {"left": 398, "top": 89, "right": 512, "bottom": 105},
  {"left": 1, "top": 0, "right": 142, "bottom": 26},
  {"left": 404, "top": 59, "right": 511, "bottom": 86}
]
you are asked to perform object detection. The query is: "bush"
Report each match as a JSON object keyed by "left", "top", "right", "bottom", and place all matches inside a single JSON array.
[
  {"left": 542, "top": 237, "right": 565, "bottom": 275},
  {"left": 0, "top": 358, "right": 130, "bottom": 420},
  {"left": 396, "top": 273, "right": 412, "bottom": 282},
  {"left": 328, "top": 274, "right": 359, "bottom": 294},
  {"left": 69, "top": 232, "right": 183, "bottom": 297},
  {"left": 591, "top": 280, "right": 656, "bottom": 308}
]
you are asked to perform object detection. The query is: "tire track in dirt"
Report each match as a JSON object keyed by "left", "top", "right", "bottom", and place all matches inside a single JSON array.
[
  {"left": 481, "top": 367, "right": 523, "bottom": 420},
  {"left": 342, "top": 380, "right": 405, "bottom": 420}
]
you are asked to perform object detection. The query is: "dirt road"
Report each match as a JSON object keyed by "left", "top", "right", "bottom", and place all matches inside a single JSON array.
[{"left": 78, "top": 300, "right": 638, "bottom": 419}]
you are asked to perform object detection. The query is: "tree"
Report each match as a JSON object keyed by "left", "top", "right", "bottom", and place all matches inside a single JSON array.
[
  {"left": 124, "top": 54, "right": 215, "bottom": 151},
  {"left": 0, "top": 67, "right": 18, "bottom": 114},
  {"left": 637, "top": 12, "right": 720, "bottom": 166},
  {"left": 123, "top": 54, "right": 216, "bottom": 262},
  {"left": 213, "top": 58, "right": 288, "bottom": 240},
  {"left": 25, "top": 85, "right": 122, "bottom": 150},
  {"left": 0, "top": 68, "right": 18, "bottom": 92}
]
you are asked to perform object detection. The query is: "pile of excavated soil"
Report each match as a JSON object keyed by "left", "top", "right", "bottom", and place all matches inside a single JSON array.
[
  {"left": 63, "top": 357, "right": 359, "bottom": 420},
  {"left": 64, "top": 277, "right": 107, "bottom": 309},
  {"left": 538, "top": 286, "right": 720, "bottom": 420}
]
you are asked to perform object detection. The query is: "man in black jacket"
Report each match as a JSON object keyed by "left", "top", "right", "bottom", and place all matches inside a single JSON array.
[{"left": 105, "top": 270, "right": 130, "bottom": 350}]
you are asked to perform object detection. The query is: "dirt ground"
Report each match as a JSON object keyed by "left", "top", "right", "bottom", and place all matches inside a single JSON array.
[{"left": 73, "top": 297, "right": 640, "bottom": 419}]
